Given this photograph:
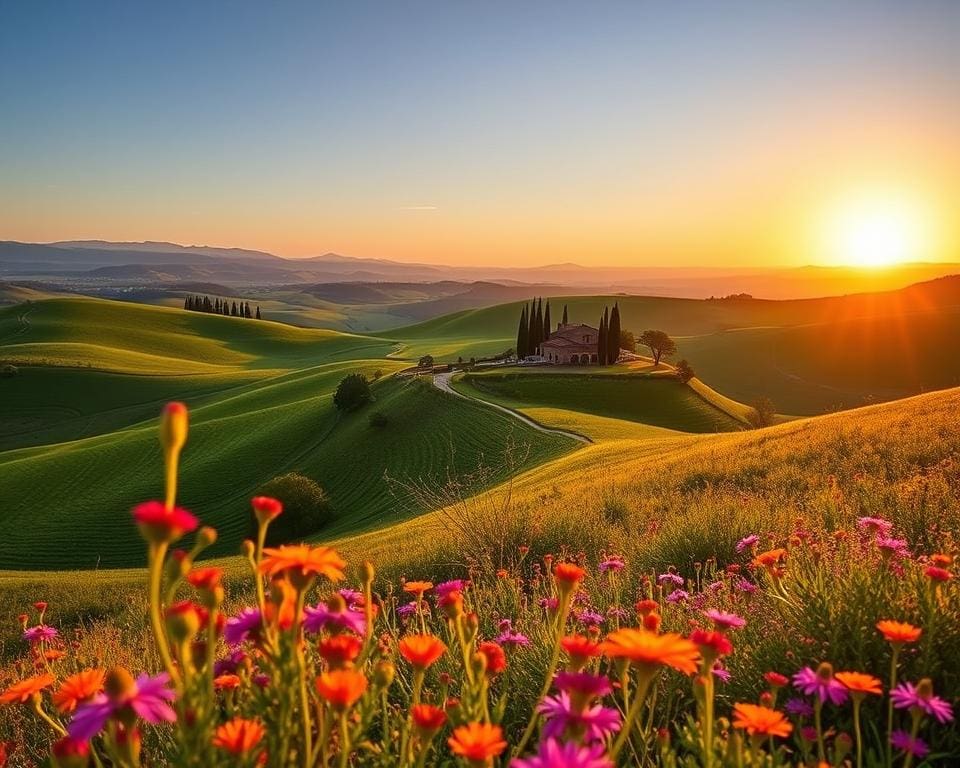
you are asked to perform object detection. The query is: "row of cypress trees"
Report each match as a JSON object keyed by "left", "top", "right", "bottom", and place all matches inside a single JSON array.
[
  {"left": 516, "top": 298, "right": 568, "bottom": 359},
  {"left": 184, "top": 295, "right": 261, "bottom": 320},
  {"left": 597, "top": 302, "right": 622, "bottom": 364}
]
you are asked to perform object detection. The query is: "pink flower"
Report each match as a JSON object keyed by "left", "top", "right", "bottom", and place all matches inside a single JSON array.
[
  {"left": 553, "top": 672, "right": 612, "bottom": 701},
  {"left": 68, "top": 673, "right": 176, "bottom": 742},
  {"left": 538, "top": 692, "right": 621, "bottom": 742},
  {"left": 736, "top": 534, "right": 760, "bottom": 553},
  {"left": 857, "top": 517, "right": 893, "bottom": 536},
  {"left": 435, "top": 580, "right": 467, "bottom": 598},
  {"left": 784, "top": 697, "right": 814, "bottom": 717},
  {"left": 23, "top": 625, "right": 58, "bottom": 644},
  {"left": 876, "top": 537, "right": 910, "bottom": 559},
  {"left": 657, "top": 573, "right": 685, "bottom": 588},
  {"left": 665, "top": 589, "right": 689, "bottom": 603},
  {"left": 793, "top": 665, "right": 848, "bottom": 706},
  {"left": 599, "top": 556, "right": 625, "bottom": 573},
  {"left": 891, "top": 681, "right": 954, "bottom": 723},
  {"left": 704, "top": 609, "right": 746, "bottom": 631},
  {"left": 511, "top": 739, "right": 613, "bottom": 768},
  {"left": 890, "top": 730, "right": 929, "bottom": 759},
  {"left": 712, "top": 662, "right": 731, "bottom": 683}
]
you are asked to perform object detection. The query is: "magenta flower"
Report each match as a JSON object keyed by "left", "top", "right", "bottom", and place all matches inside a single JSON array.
[
  {"left": 712, "top": 662, "right": 731, "bottom": 683},
  {"left": 665, "top": 589, "right": 689, "bottom": 604},
  {"left": 704, "top": 609, "right": 746, "bottom": 631},
  {"left": 857, "top": 516, "right": 893, "bottom": 536},
  {"left": 68, "top": 673, "right": 176, "bottom": 742},
  {"left": 337, "top": 588, "right": 363, "bottom": 604},
  {"left": 792, "top": 666, "right": 848, "bottom": 706},
  {"left": 574, "top": 609, "right": 605, "bottom": 626},
  {"left": 397, "top": 601, "right": 418, "bottom": 617},
  {"left": 891, "top": 681, "right": 954, "bottom": 723},
  {"left": 736, "top": 534, "right": 760, "bottom": 553},
  {"left": 497, "top": 629, "right": 531, "bottom": 648},
  {"left": 539, "top": 597, "right": 559, "bottom": 611},
  {"left": 599, "top": 556, "right": 625, "bottom": 573},
  {"left": 224, "top": 607, "right": 262, "bottom": 646},
  {"left": 539, "top": 692, "right": 621, "bottom": 742},
  {"left": 23, "top": 625, "right": 58, "bottom": 644},
  {"left": 435, "top": 579, "right": 467, "bottom": 598},
  {"left": 554, "top": 672, "right": 613, "bottom": 701},
  {"left": 511, "top": 739, "right": 613, "bottom": 768},
  {"left": 876, "top": 537, "right": 910, "bottom": 559},
  {"left": 303, "top": 602, "right": 365, "bottom": 636},
  {"left": 890, "top": 730, "right": 930, "bottom": 759},
  {"left": 734, "top": 578, "right": 758, "bottom": 594},
  {"left": 657, "top": 573, "right": 685, "bottom": 588}
]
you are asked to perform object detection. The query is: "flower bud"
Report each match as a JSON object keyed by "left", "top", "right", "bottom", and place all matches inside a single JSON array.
[
  {"left": 373, "top": 661, "right": 395, "bottom": 689},
  {"left": 196, "top": 526, "right": 218, "bottom": 549},
  {"left": 361, "top": 561, "right": 375, "bottom": 585},
  {"left": 52, "top": 737, "right": 90, "bottom": 768},
  {"left": 165, "top": 601, "right": 201, "bottom": 643},
  {"left": 159, "top": 402, "right": 188, "bottom": 455},
  {"left": 105, "top": 667, "right": 137, "bottom": 701},
  {"left": 251, "top": 496, "right": 283, "bottom": 526},
  {"left": 834, "top": 732, "right": 853, "bottom": 761},
  {"left": 241, "top": 539, "right": 256, "bottom": 559},
  {"left": 470, "top": 651, "right": 488, "bottom": 678}
]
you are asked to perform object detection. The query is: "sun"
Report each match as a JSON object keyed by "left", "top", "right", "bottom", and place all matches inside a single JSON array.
[{"left": 823, "top": 191, "right": 931, "bottom": 268}]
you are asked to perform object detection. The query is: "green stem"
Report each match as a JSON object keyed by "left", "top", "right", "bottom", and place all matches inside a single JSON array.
[
  {"left": 610, "top": 670, "right": 656, "bottom": 760},
  {"left": 886, "top": 646, "right": 900, "bottom": 768},
  {"left": 147, "top": 542, "right": 179, "bottom": 686},
  {"left": 814, "top": 698, "right": 826, "bottom": 763},
  {"left": 853, "top": 697, "right": 864, "bottom": 768},
  {"left": 901, "top": 711, "right": 922, "bottom": 768},
  {"left": 338, "top": 711, "right": 350, "bottom": 768}
]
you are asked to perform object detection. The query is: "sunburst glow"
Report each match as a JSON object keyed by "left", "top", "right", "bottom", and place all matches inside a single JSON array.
[{"left": 823, "top": 192, "right": 932, "bottom": 268}]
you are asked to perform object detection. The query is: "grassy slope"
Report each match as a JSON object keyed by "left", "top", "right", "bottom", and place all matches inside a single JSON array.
[
  {"left": 7, "top": 385, "right": 959, "bottom": 619},
  {"left": 0, "top": 368, "right": 575, "bottom": 570},
  {"left": 453, "top": 369, "right": 743, "bottom": 434}
]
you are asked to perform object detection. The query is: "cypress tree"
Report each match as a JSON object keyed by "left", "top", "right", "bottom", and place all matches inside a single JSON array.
[
  {"left": 230, "top": 301, "right": 237, "bottom": 317},
  {"left": 534, "top": 298, "right": 543, "bottom": 354},
  {"left": 516, "top": 305, "right": 528, "bottom": 359},
  {"left": 562, "top": 304, "right": 568, "bottom": 325},
  {"left": 526, "top": 301, "right": 536, "bottom": 355},
  {"left": 608, "top": 302, "right": 621, "bottom": 364},
  {"left": 255, "top": 305, "right": 261, "bottom": 320},
  {"left": 598, "top": 310, "right": 608, "bottom": 365},
  {"left": 544, "top": 300, "right": 551, "bottom": 339}
]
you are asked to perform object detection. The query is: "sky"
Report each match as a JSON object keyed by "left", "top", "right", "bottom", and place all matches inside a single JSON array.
[{"left": 1, "top": 1, "right": 959, "bottom": 268}]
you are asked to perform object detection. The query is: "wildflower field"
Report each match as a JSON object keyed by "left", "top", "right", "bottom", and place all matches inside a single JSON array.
[{"left": 2, "top": 391, "right": 959, "bottom": 767}]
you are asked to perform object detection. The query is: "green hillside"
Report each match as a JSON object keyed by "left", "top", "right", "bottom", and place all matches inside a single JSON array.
[{"left": 454, "top": 369, "right": 742, "bottom": 433}]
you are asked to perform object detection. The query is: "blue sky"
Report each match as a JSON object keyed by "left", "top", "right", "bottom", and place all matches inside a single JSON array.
[{"left": 1, "top": 1, "right": 958, "bottom": 266}]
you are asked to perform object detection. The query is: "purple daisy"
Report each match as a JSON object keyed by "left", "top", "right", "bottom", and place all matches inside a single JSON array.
[
  {"left": 793, "top": 666, "right": 848, "bottom": 706},
  {"left": 68, "top": 673, "right": 176, "bottom": 742},
  {"left": 704, "top": 609, "right": 746, "bottom": 631},
  {"left": 224, "top": 607, "right": 262, "bottom": 646},
  {"left": 511, "top": 739, "right": 613, "bottom": 768},
  {"left": 574, "top": 609, "right": 605, "bottom": 626},
  {"left": 599, "top": 556, "right": 626, "bottom": 573},
  {"left": 784, "top": 697, "right": 815, "bottom": 718},
  {"left": 665, "top": 589, "right": 689, "bottom": 604},
  {"left": 539, "top": 692, "right": 621, "bottom": 742},
  {"left": 891, "top": 681, "right": 954, "bottom": 723},
  {"left": 712, "top": 662, "right": 731, "bottom": 683},
  {"left": 890, "top": 730, "right": 930, "bottom": 759},
  {"left": 337, "top": 588, "right": 363, "bottom": 605},
  {"left": 554, "top": 671, "right": 613, "bottom": 700},
  {"left": 857, "top": 516, "right": 893, "bottom": 536},
  {"left": 876, "top": 537, "right": 910, "bottom": 559},
  {"left": 497, "top": 629, "right": 531, "bottom": 648},
  {"left": 303, "top": 602, "right": 366, "bottom": 636},
  {"left": 397, "top": 601, "right": 418, "bottom": 617},
  {"left": 736, "top": 534, "right": 760, "bottom": 553},
  {"left": 734, "top": 577, "right": 758, "bottom": 594}
]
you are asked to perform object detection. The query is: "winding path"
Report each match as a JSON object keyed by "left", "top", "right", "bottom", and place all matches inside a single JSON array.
[{"left": 432, "top": 372, "right": 592, "bottom": 444}]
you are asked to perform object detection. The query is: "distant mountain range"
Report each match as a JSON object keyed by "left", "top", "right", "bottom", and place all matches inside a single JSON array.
[{"left": 1, "top": 239, "right": 958, "bottom": 301}]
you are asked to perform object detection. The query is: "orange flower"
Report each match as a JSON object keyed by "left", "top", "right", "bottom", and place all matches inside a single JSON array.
[
  {"left": 554, "top": 562, "right": 586, "bottom": 588},
  {"left": 0, "top": 673, "right": 55, "bottom": 705},
  {"left": 259, "top": 545, "right": 346, "bottom": 584},
  {"left": 753, "top": 548, "right": 788, "bottom": 578},
  {"left": 186, "top": 567, "right": 223, "bottom": 591},
  {"left": 212, "top": 718, "right": 266, "bottom": 755},
  {"left": 930, "top": 553, "right": 954, "bottom": 567},
  {"left": 634, "top": 599, "right": 660, "bottom": 616},
  {"left": 315, "top": 670, "right": 368, "bottom": 711},
  {"left": 732, "top": 703, "right": 793, "bottom": 738},
  {"left": 835, "top": 671, "right": 882, "bottom": 697},
  {"left": 600, "top": 628, "right": 701, "bottom": 675},
  {"left": 447, "top": 722, "right": 507, "bottom": 765},
  {"left": 411, "top": 703, "right": 447, "bottom": 736},
  {"left": 43, "top": 649, "right": 67, "bottom": 662},
  {"left": 214, "top": 674, "right": 242, "bottom": 690},
  {"left": 561, "top": 634, "right": 601, "bottom": 670},
  {"left": 403, "top": 580, "right": 434, "bottom": 596},
  {"left": 52, "top": 669, "right": 105, "bottom": 713},
  {"left": 876, "top": 620, "right": 922, "bottom": 645},
  {"left": 399, "top": 634, "right": 447, "bottom": 670}
]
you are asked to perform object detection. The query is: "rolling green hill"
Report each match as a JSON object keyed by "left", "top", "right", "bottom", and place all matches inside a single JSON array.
[{"left": 453, "top": 369, "right": 743, "bottom": 434}]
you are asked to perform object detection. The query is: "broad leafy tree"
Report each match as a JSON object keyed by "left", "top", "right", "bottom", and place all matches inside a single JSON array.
[{"left": 638, "top": 329, "right": 677, "bottom": 365}]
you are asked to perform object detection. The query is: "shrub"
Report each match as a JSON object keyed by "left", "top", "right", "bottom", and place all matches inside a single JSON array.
[
  {"left": 675, "top": 359, "right": 695, "bottom": 383},
  {"left": 418, "top": 355, "right": 435, "bottom": 369},
  {"left": 747, "top": 396, "right": 776, "bottom": 428},
  {"left": 248, "top": 472, "right": 330, "bottom": 545},
  {"left": 333, "top": 373, "right": 372, "bottom": 411}
]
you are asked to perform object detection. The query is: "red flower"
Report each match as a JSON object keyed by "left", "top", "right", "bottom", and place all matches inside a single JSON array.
[
  {"left": 925, "top": 566, "right": 952, "bottom": 582},
  {"left": 561, "top": 634, "right": 602, "bottom": 670},
  {"left": 634, "top": 599, "right": 660, "bottom": 616},
  {"left": 477, "top": 642, "right": 507, "bottom": 676},
  {"left": 318, "top": 635, "right": 363, "bottom": 669},
  {"left": 691, "top": 629, "right": 733, "bottom": 659},
  {"left": 554, "top": 562, "right": 586, "bottom": 588},
  {"left": 411, "top": 703, "right": 447, "bottom": 736},
  {"left": 764, "top": 671, "right": 789, "bottom": 689},
  {"left": 132, "top": 501, "right": 198, "bottom": 543},
  {"left": 186, "top": 567, "right": 223, "bottom": 591},
  {"left": 251, "top": 496, "right": 283, "bottom": 524}
]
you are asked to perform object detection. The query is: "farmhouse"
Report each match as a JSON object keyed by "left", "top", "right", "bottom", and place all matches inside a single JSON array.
[{"left": 540, "top": 323, "right": 600, "bottom": 364}]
